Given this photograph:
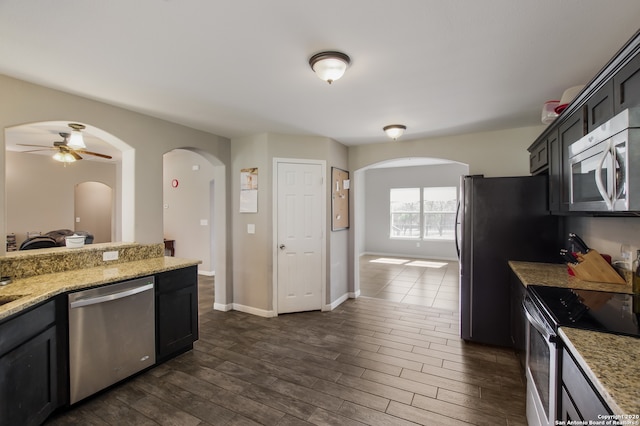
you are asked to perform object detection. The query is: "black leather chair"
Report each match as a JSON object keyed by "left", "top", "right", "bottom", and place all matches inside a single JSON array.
[{"left": 19, "top": 236, "right": 58, "bottom": 250}]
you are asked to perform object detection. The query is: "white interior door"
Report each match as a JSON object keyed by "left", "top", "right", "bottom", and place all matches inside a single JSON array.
[{"left": 276, "top": 161, "right": 324, "bottom": 314}]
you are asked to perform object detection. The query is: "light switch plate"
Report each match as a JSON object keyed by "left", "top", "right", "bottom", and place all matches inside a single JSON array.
[{"left": 247, "top": 224, "right": 255, "bottom": 234}]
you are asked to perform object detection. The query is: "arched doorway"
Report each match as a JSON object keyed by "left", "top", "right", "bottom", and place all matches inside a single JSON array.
[
  {"left": 163, "top": 148, "right": 226, "bottom": 313},
  {"left": 352, "top": 157, "right": 469, "bottom": 303}
]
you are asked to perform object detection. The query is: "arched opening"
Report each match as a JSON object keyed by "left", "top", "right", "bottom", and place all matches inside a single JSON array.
[
  {"left": 163, "top": 148, "right": 226, "bottom": 313},
  {"left": 352, "top": 157, "right": 469, "bottom": 307},
  {"left": 4, "top": 121, "right": 131, "bottom": 248}
]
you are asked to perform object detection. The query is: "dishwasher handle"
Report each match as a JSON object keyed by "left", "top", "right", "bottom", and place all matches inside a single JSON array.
[{"left": 70, "top": 283, "right": 154, "bottom": 309}]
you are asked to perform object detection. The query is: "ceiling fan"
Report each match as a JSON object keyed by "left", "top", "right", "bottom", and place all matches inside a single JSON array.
[{"left": 17, "top": 123, "right": 113, "bottom": 163}]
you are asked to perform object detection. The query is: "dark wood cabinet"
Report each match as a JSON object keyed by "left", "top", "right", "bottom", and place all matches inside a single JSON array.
[
  {"left": 558, "top": 111, "right": 585, "bottom": 212},
  {"left": 547, "top": 129, "right": 561, "bottom": 212},
  {"left": 156, "top": 266, "right": 199, "bottom": 361},
  {"left": 585, "top": 80, "right": 614, "bottom": 133},
  {"left": 529, "top": 138, "right": 549, "bottom": 175},
  {"left": 614, "top": 50, "right": 640, "bottom": 114},
  {"left": 560, "top": 349, "right": 611, "bottom": 421},
  {"left": 0, "top": 299, "right": 62, "bottom": 426}
]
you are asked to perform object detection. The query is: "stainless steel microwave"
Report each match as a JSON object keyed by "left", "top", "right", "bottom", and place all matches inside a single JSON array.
[{"left": 569, "top": 108, "right": 640, "bottom": 212}]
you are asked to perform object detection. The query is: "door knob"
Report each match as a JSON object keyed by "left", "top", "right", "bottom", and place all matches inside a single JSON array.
[{"left": 279, "top": 244, "right": 285, "bottom": 250}]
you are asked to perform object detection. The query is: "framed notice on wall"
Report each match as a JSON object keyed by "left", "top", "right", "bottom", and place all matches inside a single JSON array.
[
  {"left": 240, "top": 167, "right": 258, "bottom": 213},
  {"left": 331, "top": 167, "right": 350, "bottom": 231}
]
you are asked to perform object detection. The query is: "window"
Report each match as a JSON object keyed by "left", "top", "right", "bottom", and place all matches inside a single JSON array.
[
  {"left": 390, "top": 188, "right": 421, "bottom": 239},
  {"left": 423, "top": 187, "right": 457, "bottom": 240},
  {"left": 390, "top": 186, "right": 457, "bottom": 240}
]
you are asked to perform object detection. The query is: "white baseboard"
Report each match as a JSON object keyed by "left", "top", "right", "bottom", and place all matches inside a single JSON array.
[
  {"left": 198, "top": 270, "right": 215, "bottom": 276},
  {"left": 213, "top": 303, "right": 232, "bottom": 312},
  {"left": 232, "top": 303, "right": 277, "bottom": 318},
  {"left": 323, "top": 292, "right": 349, "bottom": 311},
  {"left": 349, "top": 290, "right": 360, "bottom": 298}
]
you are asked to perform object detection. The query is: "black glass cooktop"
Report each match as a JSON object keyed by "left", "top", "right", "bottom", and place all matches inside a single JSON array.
[{"left": 528, "top": 285, "right": 640, "bottom": 338}]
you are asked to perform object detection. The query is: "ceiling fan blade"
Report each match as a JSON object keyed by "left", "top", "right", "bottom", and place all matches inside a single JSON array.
[
  {"left": 17, "top": 143, "right": 53, "bottom": 148},
  {"left": 20, "top": 148, "right": 56, "bottom": 153},
  {"left": 75, "top": 150, "right": 112, "bottom": 159},
  {"left": 70, "top": 150, "right": 83, "bottom": 160}
]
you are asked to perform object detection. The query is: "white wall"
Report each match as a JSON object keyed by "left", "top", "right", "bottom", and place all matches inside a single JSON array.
[
  {"left": 163, "top": 149, "right": 216, "bottom": 274},
  {"left": 6, "top": 151, "right": 116, "bottom": 245},
  {"left": 363, "top": 163, "right": 469, "bottom": 260}
]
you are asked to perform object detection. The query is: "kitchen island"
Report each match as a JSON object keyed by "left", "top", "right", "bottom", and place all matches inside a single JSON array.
[{"left": 0, "top": 243, "right": 201, "bottom": 426}]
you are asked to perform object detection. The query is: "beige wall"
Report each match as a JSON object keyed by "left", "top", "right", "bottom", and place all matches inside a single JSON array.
[
  {"left": 0, "top": 74, "right": 232, "bottom": 301},
  {"left": 348, "top": 125, "right": 546, "bottom": 176},
  {"left": 231, "top": 133, "right": 348, "bottom": 315},
  {"left": 6, "top": 151, "right": 116, "bottom": 245}
]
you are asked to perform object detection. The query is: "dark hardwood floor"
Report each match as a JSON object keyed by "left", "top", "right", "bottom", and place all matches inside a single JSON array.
[{"left": 45, "top": 273, "right": 527, "bottom": 426}]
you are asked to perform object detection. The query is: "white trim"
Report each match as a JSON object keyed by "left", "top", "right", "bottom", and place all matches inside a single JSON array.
[
  {"left": 213, "top": 302, "right": 232, "bottom": 312},
  {"left": 325, "top": 292, "right": 349, "bottom": 311},
  {"left": 233, "top": 303, "right": 277, "bottom": 318},
  {"left": 349, "top": 290, "right": 360, "bottom": 299},
  {"left": 272, "top": 157, "right": 327, "bottom": 316},
  {"left": 198, "top": 270, "right": 215, "bottom": 277}
]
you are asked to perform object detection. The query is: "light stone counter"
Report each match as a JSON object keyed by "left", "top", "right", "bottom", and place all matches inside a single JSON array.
[
  {"left": 559, "top": 327, "right": 640, "bottom": 416},
  {"left": 509, "top": 261, "right": 633, "bottom": 294},
  {"left": 0, "top": 255, "right": 200, "bottom": 321}
]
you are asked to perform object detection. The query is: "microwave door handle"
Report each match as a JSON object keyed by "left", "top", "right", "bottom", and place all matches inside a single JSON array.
[{"left": 595, "top": 140, "right": 614, "bottom": 210}]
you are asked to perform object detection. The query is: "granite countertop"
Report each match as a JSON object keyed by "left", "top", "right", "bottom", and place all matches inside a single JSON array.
[
  {"left": 559, "top": 327, "right": 640, "bottom": 416},
  {"left": 509, "top": 260, "right": 633, "bottom": 294},
  {"left": 0, "top": 256, "right": 200, "bottom": 321},
  {"left": 509, "top": 261, "right": 639, "bottom": 417}
]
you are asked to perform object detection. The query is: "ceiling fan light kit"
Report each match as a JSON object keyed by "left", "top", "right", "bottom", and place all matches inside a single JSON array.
[
  {"left": 53, "top": 151, "right": 77, "bottom": 163},
  {"left": 383, "top": 124, "right": 407, "bottom": 140},
  {"left": 309, "top": 51, "right": 351, "bottom": 84},
  {"left": 67, "top": 123, "right": 86, "bottom": 149},
  {"left": 16, "top": 122, "right": 112, "bottom": 165}
]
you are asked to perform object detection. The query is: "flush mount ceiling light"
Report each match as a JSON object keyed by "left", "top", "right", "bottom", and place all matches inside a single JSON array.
[
  {"left": 67, "top": 123, "right": 86, "bottom": 149},
  {"left": 383, "top": 124, "right": 407, "bottom": 140},
  {"left": 309, "top": 51, "right": 351, "bottom": 84}
]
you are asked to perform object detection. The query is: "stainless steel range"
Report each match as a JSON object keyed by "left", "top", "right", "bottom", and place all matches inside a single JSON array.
[{"left": 524, "top": 285, "right": 639, "bottom": 426}]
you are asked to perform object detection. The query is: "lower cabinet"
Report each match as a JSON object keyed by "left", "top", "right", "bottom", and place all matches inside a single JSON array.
[
  {"left": 560, "top": 348, "right": 611, "bottom": 421},
  {"left": 0, "top": 299, "right": 63, "bottom": 426},
  {"left": 156, "top": 266, "right": 199, "bottom": 361}
]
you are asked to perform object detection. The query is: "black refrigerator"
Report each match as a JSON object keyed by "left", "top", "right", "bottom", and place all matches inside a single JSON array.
[{"left": 457, "top": 175, "right": 560, "bottom": 347}]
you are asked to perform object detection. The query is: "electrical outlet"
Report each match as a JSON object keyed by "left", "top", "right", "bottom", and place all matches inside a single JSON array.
[{"left": 103, "top": 251, "right": 119, "bottom": 261}]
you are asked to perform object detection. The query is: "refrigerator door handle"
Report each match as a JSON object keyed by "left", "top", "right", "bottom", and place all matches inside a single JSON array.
[{"left": 454, "top": 200, "right": 461, "bottom": 259}]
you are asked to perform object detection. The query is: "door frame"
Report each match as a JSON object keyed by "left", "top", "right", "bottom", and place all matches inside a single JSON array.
[{"left": 272, "top": 157, "right": 327, "bottom": 315}]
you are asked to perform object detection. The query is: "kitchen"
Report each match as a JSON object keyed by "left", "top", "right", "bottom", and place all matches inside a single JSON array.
[{"left": 2, "top": 1, "right": 640, "bottom": 425}]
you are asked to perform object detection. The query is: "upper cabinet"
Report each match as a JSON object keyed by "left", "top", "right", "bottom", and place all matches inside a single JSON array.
[
  {"left": 614, "top": 51, "right": 640, "bottom": 113},
  {"left": 529, "top": 29, "right": 640, "bottom": 214}
]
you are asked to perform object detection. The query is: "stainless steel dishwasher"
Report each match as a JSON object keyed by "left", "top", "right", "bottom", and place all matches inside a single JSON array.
[{"left": 68, "top": 276, "right": 156, "bottom": 404}]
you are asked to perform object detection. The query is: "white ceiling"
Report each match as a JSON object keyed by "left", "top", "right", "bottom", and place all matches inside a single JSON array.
[{"left": 1, "top": 0, "right": 640, "bottom": 155}]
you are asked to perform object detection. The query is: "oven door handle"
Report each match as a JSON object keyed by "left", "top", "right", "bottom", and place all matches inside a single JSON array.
[{"left": 523, "top": 299, "right": 558, "bottom": 345}]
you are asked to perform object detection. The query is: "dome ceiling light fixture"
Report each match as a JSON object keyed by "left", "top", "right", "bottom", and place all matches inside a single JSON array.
[
  {"left": 383, "top": 124, "right": 407, "bottom": 140},
  {"left": 309, "top": 51, "right": 351, "bottom": 84},
  {"left": 67, "top": 123, "right": 86, "bottom": 149}
]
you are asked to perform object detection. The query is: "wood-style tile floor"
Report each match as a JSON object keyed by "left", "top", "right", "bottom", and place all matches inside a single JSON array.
[{"left": 46, "top": 272, "right": 527, "bottom": 426}]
